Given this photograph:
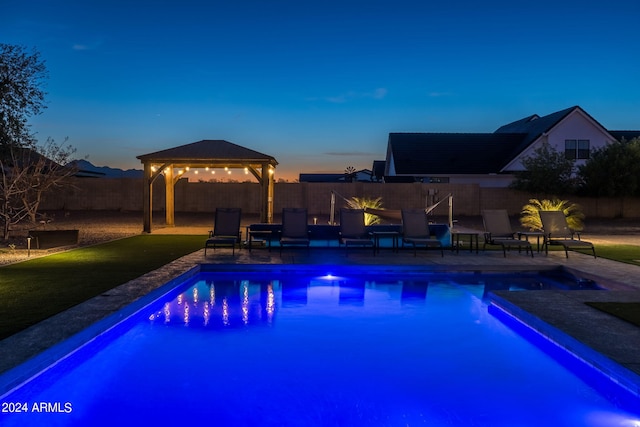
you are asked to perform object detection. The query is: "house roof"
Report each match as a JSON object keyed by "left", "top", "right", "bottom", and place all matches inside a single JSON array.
[
  {"left": 137, "top": 140, "right": 278, "bottom": 166},
  {"left": 299, "top": 169, "right": 372, "bottom": 183},
  {"left": 495, "top": 106, "right": 581, "bottom": 160},
  {"left": 299, "top": 173, "right": 345, "bottom": 183},
  {"left": 387, "top": 133, "right": 526, "bottom": 175},
  {"left": 388, "top": 105, "right": 621, "bottom": 176},
  {"left": 371, "top": 160, "right": 386, "bottom": 179},
  {"left": 609, "top": 131, "right": 640, "bottom": 142}
]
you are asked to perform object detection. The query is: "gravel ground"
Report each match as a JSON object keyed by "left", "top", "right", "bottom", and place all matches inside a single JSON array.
[
  {"left": 1, "top": 210, "right": 639, "bottom": 266},
  {"left": 0, "top": 211, "right": 145, "bottom": 266}
]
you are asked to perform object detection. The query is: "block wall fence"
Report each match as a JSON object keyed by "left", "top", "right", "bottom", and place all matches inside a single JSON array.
[{"left": 40, "top": 177, "right": 640, "bottom": 219}]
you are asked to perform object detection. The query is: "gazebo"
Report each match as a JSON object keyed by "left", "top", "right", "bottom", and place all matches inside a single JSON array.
[{"left": 137, "top": 140, "right": 278, "bottom": 233}]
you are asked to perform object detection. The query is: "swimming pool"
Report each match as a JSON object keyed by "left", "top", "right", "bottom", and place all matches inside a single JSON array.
[{"left": 1, "top": 267, "right": 638, "bottom": 426}]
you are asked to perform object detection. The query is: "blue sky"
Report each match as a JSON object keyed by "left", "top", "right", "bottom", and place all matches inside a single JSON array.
[{"left": 4, "top": 0, "right": 640, "bottom": 180}]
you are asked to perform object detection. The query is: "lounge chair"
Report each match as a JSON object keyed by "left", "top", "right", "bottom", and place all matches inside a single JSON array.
[
  {"left": 539, "top": 210, "right": 596, "bottom": 258},
  {"left": 204, "top": 208, "right": 242, "bottom": 256},
  {"left": 400, "top": 209, "right": 443, "bottom": 257},
  {"left": 482, "top": 209, "right": 533, "bottom": 257},
  {"left": 279, "top": 208, "right": 310, "bottom": 254},
  {"left": 339, "top": 208, "right": 374, "bottom": 256}
]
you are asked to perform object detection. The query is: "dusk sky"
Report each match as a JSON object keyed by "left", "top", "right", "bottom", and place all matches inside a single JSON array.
[{"left": 4, "top": 0, "right": 640, "bottom": 180}]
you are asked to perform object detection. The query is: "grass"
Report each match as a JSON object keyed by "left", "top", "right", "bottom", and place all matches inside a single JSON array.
[
  {"left": 592, "top": 244, "right": 640, "bottom": 267},
  {"left": 583, "top": 245, "right": 640, "bottom": 327},
  {"left": 585, "top": 302, "right": 640, "bottom": 328},
  {"left": 0, "top": 235, "right": 205, "bottom": 340}
]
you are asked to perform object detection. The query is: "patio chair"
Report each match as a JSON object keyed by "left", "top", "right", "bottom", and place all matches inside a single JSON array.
[
  {"left": 279, "top": 208, "right": 310, "bottom": 254},
  {"left": 339, "top": 208, "right": 375, "bottom": 256},
  {"left": 204, "top": 208, "right": 242, "bottom": 256},
  {"left": 400, "top": 209, "right": 443, "bottom": 257},
  {"left": 482, "top": 209, "right": 533, "bottom": 257},
  {"left": 539, "top": 210, "right": 596, "bottom": 258}
]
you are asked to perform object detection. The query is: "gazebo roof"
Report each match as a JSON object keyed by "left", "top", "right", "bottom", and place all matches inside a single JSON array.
[{"left": 137, "top": 140, "right": 278, "bottom": 167}]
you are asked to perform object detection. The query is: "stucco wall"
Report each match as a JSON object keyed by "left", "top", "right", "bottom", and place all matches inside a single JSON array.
[{"left": 39, "top": 177, "right": 640, "bottom": 219}]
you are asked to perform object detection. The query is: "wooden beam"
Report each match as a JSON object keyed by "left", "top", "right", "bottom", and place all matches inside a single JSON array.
[
  {"left": 164, "top": 165, "right": 175, "bottom": 227},
  {"left": 142, "top": 162, "right": 153, "bottom": 233}
]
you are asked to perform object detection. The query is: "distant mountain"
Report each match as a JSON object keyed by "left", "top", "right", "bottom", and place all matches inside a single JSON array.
[{"left": 70, "top": 159, "right": 143, "bottom": 178}]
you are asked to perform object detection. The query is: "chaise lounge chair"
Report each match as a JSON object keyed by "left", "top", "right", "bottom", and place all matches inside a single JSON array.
[
  {"left": 482, "top": 209, "right": 533, "bottom": 257},
  {"left": 279, "top": 208, "right": 310, "bottom": 254},
  {"left": 204, "top": 208, "right": 242, "bottom": 256},
  {"left": 401, "top": 209, "right": 444, "bottom": 257},
  {"left": 339, "top": 208, "right": 374, "bottom": 256},
  {"left": 539, "top": 210, "right": 596, "bottom": 258}
]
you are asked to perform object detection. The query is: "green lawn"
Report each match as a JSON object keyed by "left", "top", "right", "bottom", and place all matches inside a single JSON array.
[
  {"left": 0, "top": 235, "right": 205, "bottom": 340},
  {"left": 586, "top": 302, "right": 640, "bottom": 328},
  {"left": 593, "top": 244, "right": 640, "bottom": 267}
]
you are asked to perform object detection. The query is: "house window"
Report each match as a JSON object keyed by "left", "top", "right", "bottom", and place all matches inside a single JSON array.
[{"left": 565, "top": 139, "right": 590, "bottom": 160}]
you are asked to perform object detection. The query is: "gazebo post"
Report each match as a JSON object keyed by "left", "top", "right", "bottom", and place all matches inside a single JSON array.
[
  {"left": 267, "top": 164, "right": 274, "bottom": 223},
  {"left": 260, "top": 162, "right": 274, "bottom": 223},
  {"left": 142, "top": 162, "right": 153, "bottom": 233},
  {"left": 164, "top": 165, "right": 175, "bottom": 227}
]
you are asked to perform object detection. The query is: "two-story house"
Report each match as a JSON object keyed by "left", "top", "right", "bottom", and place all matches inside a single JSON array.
[{"left": 382, "top": 106, "right": 639, "bottom": 187}]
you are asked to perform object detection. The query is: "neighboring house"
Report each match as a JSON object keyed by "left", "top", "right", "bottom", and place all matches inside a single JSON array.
[
  {"left": 371, "top": 160, "right": 386, "bottom": 182},
  {"left": 299, "top": 169, "right": 373, "bottom": 183},
  {"left": 384, "top": 106, "right": 640, "bottom": 187}
]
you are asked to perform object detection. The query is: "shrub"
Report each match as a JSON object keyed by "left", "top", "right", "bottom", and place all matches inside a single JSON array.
[
  {"left": 346, "top": 196, "right": 383, "bottom": 225},
  {"left": 520, "top": 198, "right": 584, "bottom": 231}
]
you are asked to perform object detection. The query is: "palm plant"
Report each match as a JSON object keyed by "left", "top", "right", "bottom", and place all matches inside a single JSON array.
[
  {"left": 346, "top": 196, "right": 383, "bottom": 225},
  {"left": 520, "top": 198, "right": 584, "bottom": 231}
]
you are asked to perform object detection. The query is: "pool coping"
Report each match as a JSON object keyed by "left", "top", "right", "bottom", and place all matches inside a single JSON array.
[
  {"left": 2, "top": 250, "right": 640, "bottom": 401},
  {"left": 489, "top": 291, "right": 640, "bottom": 399}
]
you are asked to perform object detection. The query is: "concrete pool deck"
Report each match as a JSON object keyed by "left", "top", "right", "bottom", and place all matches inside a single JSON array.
[{"left": 1, "top": 229, "right": 640, "bottom": 398}]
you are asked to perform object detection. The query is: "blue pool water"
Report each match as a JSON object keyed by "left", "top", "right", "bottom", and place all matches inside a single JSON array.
[{"left": 1, "top": 268, "right": 638, "bottom": 426}]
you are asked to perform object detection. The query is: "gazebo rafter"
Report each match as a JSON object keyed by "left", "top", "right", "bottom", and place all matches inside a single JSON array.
[{"left": 137, "top": 140, "right": 278, "bottom": 233}]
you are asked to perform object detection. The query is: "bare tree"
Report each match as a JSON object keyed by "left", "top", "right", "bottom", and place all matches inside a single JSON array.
[
  {"left": 0, "top": 138, "right": 78, "bottom": 240},
  {"left": 0, "top": 152, "right": 31, "bottom": 239}
]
